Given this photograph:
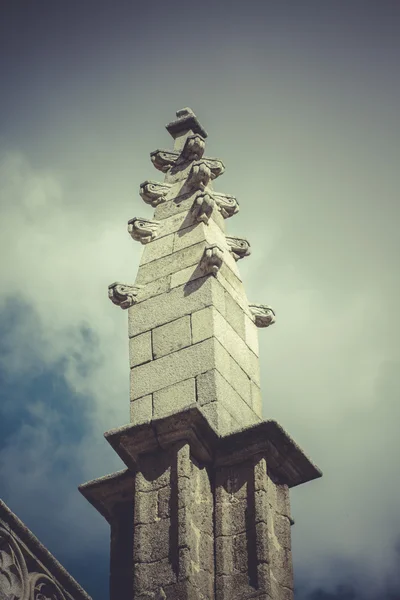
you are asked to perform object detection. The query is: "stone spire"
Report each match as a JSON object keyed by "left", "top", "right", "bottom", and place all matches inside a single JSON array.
[
  {"left": 80, "top": 109, "right": 322, "bottom": 600},
  {"left": 108, "top": 107, "right": 275, "bottom": 433}
]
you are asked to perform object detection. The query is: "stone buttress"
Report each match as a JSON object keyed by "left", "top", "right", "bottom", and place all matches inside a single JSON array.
[{"left": 79, "top": 109, "right": 322, "bottom": 600}]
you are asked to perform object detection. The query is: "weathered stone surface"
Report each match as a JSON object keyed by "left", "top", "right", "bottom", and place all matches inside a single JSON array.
[
  {"left": 130, "top": 338, "right": 215, "bottom": 400},
  {"left": 130, "top": 395, "right": 152, "bottom": 424},
  {"left": 173, "top": 218, "right": 226, "bottom": 253},
  {"left": 191, "top": 306, "right": 260, "bottom": 383},
  {"left": 152, "top": 316, "right": 192, "bottom": 359},
  {"left": 136, "top": 241, "right": 207, "bottom": 285},
  {"left": 196, "top": 368, "right": 260, "bottom": 428},
  {"left": 128, "top": 276, "right": 225, "bottom": 337},
  {"left": 129, "top": 331, "right": 153, "bottom": 367},
  {"left": 200, "top": 401, "right": 236, "bottom": 436},
  {"left": 140, "top": 232, "right": 175, "bottom": 264},
  {"left": 153, "top": 378, "right": 196, "bottom": 419}
]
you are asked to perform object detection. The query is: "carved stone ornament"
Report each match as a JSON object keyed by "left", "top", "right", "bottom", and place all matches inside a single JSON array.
[
  {"left": 128, "top": 217, "right": 160, "bottom": 244},
  {"left": 200, "top": 244, "right": 224, "bottom": 276},
  {"left": 203, "top": 157, "right": 225, "bottom": 180},
  {"left": 226, "top": 236, "right": 251, "bottom": 260},
  {"left": 249, "top": 304, "right": 276, "bottom": 327},
  {"left": 139, "top": 180, "right": 172, "bottom": 207},
  {"left": 29, "top": 573, "right": 65, "bottom": 600},
  {"left": 0, "top": 527, "right": 29, "bottom": 600},
  {"left": 108, "top": 283, "right": 143, "bottom": 309},
  {"left": 191, "top": 192, "right": 215, "bottom": 225},
  {"left": 181, "top": 134, "right": 206, "bottom": 161},
  {"left": 213, "top": 192, "right": 240, "bottom": 218},
  {"left": 187, "top": 160, "right": 212, "bottom": 191},
  {"left": 150, "top": 149, "right": 178, "bottom": 173}
]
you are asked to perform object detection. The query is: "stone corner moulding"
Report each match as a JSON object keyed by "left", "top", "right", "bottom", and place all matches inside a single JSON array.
[
  {"left": 249, "top": 303, "right": 276, "bottom": 327},
  {"left": 108, "top": 282, "right": 143, "bottom": 309}
]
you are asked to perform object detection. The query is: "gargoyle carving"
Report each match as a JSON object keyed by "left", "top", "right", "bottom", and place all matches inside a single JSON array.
[
  {"left": 181, "top": 134, "right": 206, "bottom": 161},
  {"left": 191, "top": 192, "right": 215, "bottom": 224},
  {"left": 139, "top": 180, "right": 172, "bottom": 207},
  {"left": 128, "top": 217, "right": 160, "bottom": 244},
  {"left": 200, "top": 244, "right": 224, "bottom": 276},
  {"left": 108, "top": 283, "right": 143, "bottom": 309},
  {"left": 0, "top": 527, "right": 29, "bottom": 600},
  {"left": 213, "top": 192, "right": 240, "bottom": 218},
  {"left": 249, "top": 304, "right": 276, "bottom": 327},
  {"left": 226, "top": 236, "right": 251, "bottom": 260},
  {"left": 187, "top": 160, "right": 212, "bottom": 191},
  {"left": 150, "top": 149, "right": 178, "bottom": 173}
]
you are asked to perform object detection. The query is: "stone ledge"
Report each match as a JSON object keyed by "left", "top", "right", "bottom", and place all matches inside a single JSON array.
[
  {"left": 101, "top": 405, "right": 322, "bottom": 489},
  {"left": 78, "top": 469, "right": 134, "bottom": 524}
]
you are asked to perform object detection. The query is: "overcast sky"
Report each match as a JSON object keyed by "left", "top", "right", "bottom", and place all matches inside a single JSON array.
[{"left": 1, "top": 1, "right": 399, "bottom": 599}]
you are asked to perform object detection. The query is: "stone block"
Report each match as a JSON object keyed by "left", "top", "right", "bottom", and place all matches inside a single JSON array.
[
  {"left": 213, "top": 340, "right": 253, "bottom": 407},
  {"left": 196, "top": 368, "right": 259, "bottom": 430},
  {"left": 129, "top": 331, "right": 152, "bottom": 367},
  {"left": 270, "top": 547, "right": 293, "bottom": 590},
  {"left": 135, "top": 241, "right": 207, "bottom": 285},
  {"left": 128, "top": 276, "right": 225, "bottom": 337},
  {"left": 133, "top": 559, "right": 176, "bottom": 595},
  {"left": 134, "top": 519, "right": 170, "bottom": 562},
  {"left": 157, "top": 486, "right": 170, "bottom": 519},
  {"left": 255, "top": 520, "right": 270, "bottom": 563},
  {"left": 224, "top": 290, "right": 248, "bottom": 339},
  {"left": 191, "top": 306, "right": 260, "bottom": 383},
  {"left": 169, "top": 263, "right": 204, "bottom": 289},
  {"left": 254, "top": 458, "right": 268, "bottom": 493},
  {"left": 273, "top": 514, "right": 292, "bottom": 550},
  {"left": 219, "top": 261, "right": 244, "bottom": 295},
  {"left": 153, "top": 374, "right": 196, "bottom": 419},
  {"left": 152, "top": 315, "right": 192, "bottom": 359},
  {"left": 134, "top": 489, "right": 158, "bottom": 525},
  {"left": 200, "top": 402, "right": 236, "bottom": 437},
  {"left": 173, "top": 218, "right": 226, "bottom": 253},
  {"left": 140, "top": 233, "right": 174, "bottom": 265},
  {"left": 130, "top": 395, "right": 152, "bottom": 424},
  {"left": 136, "top": 274, "right": 171, "bottom": 303},
  {"left": 215, "top": 497, "right": 248, "bottom": 536},
  {"left": 135, "top": 458, "right": 171, "bottom": 492},
  {"left": 215, "top": 536, "right": 234, "bottom": 576},
  {"left": 131, "top": 339, "right": 215, "bottom": 400},
  {"left": 251, "top": 381, "right": 263, "bottom": 417},
  {"left": 244, "top": 313, "right": 259, "bottom": 356}
]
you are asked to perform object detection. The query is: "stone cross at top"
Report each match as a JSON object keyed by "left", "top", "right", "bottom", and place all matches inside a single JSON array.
[{"left": 108, "top": 108, "right": 275, "bottom": 433}]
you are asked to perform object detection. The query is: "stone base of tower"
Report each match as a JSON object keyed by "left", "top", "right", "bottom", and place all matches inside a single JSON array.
[{"left": 79, "top": 407, "right": 321, "bottom": 600}]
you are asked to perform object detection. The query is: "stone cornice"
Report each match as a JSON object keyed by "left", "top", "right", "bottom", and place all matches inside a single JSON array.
[
  {"left": 102, "top": 405, "right": 322, "bottom": 489},
  {"left": 78, "top": 470, "right": 134, "bottom": 524}
]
